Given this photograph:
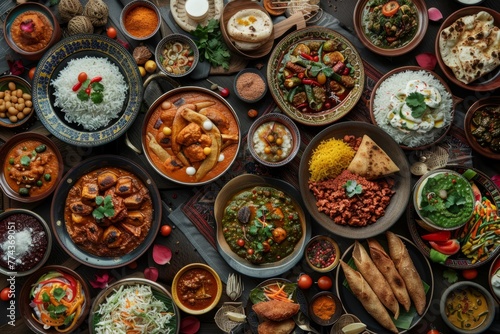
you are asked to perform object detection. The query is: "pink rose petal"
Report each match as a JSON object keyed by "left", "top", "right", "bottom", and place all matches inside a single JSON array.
[
  {"left": 428, "top": 7, "right": 443, "bottom": 22},
  {"left": 153, "top": 244, "right": 172, "bottom": 265},
  {"left": 492, "top": 175, "right": 500, "bottom": 188},
  {"left": 90, "top": 273, "right": 112, "bottom": 289},
  {"left": 416, "top": 53, "right": 437, "bottom": 71},
  {"left": 180, "top": 316, "right": 201, "bottom": 334},
  {"left": 144, "top": 267, "right": 159, "bottom": 281}
]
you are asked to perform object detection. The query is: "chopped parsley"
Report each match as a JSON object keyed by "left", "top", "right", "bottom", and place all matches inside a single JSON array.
[{"left": 191, "top": 19, "right": 231, "bottom": 70}]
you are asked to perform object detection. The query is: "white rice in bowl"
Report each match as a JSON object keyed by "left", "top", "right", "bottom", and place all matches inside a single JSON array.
[
  {"left": 51, "top": 56, "right": 128, "bottom": 131},
  {"left": 372, "top": 70, "right": 453, "bottom": 148}
]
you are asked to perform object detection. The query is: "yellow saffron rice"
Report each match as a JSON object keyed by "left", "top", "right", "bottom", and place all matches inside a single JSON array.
[{"left": 309, "top": 138, "right": 355, "bottom": 181}]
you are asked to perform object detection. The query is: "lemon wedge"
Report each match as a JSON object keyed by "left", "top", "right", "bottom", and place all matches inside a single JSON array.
[
  {"left": 226, "top": 311, "right": 246, "bottom": 323},
  {"left": 342, "top": 322, "right": 367, "bottom": 334}
]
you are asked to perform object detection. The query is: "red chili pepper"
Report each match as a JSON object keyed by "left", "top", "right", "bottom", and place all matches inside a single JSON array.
[
  {"left": 89, "top": 76, "right": 102, "bottom": 84},
  {"left": 421, "top": 230, "right": 451, "bottom": 242},
  {"left": 72, "top": 82, "right": 82, "bottom": 92},
  {"left": 300, "top": 52, "right": 314, "bottom": 61},
  {"left": 302, "top": 78, "right": 321, "bottom": 86},
  {"left": 61, "top": 273, "right": 78, "bottom": 302}
]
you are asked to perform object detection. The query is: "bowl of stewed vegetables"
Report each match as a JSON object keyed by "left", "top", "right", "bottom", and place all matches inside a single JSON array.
[
  {"left": 155, "top": 33, "right": 199, "bottom": 78},
  {"left": 353, "top": 0, "right": 428, "bottom": 57},
  {"left": 214, "top": 174, "right": 311, "bottom": 278}
]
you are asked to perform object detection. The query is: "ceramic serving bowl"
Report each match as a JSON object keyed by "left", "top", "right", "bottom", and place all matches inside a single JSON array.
[
  {"left": 435, "top": 7, "right": 500, "bottom": 92},
  {"left": 489, "top": 253, "right": 500, "bottom": 304},
  {"left": 309, "top": 291, "right": 343, "bottom": 327},
  {"left": 120, "top": 0, "right": 161, "bottom": 40},
  {"left": 155, "top": 33, "right": 199, "bottom": 78},
  {"left": 234, "top": 68, "right": 268, "bottom": 103},
  {"left": 0, "top": 209, "right": 52, "bottom": 277},
  {"left": 413, "top": 169, "right": 475, "bottom": 231},
  {"left": 20, "top": 265, "right": 91, "bottom": 334},
  {"left": 454, "top": 0, "right": 485, "bottom": 5},
  {"left": 89, "top": 278, "right": 180, "bottom": 333},
  {"left": 171, "top": 263, "right": 222, "bottom": 315},
  {"left": 0, "top": 75, "right": 34, "bottom": 129},
  {"left": 50, "top": 155, "right": 162, "bottom": 269},
  {"left": 3, "top": 2, "right": 61, "bottom": 60},
  {"left": 247, "top": 113, "right": 300, "bottom": 167},
  {"left": 440, "top": 281, "right": 496, "bottom": 334},
  {"left": 353, "top": 0, "right": 428, "bottom": 57},
  {"left": 305, "top": 235, "right": 341, "bottom": 273},
  {"left": 214, "top": 174, "right": 311, "bottom": 278},
  {"left": 464, "top": 96, "right": 500, "bottom": 160}
]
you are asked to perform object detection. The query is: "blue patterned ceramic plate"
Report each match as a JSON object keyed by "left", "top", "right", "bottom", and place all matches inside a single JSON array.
[{"left": 32, "top": 34, "right": 143, "bottom": 147}]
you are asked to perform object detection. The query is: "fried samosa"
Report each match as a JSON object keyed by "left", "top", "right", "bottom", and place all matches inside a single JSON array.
[
  {"left": 352, "top": 241, "right": 400, "bottom": 319},
  {"left": 252, "top": 300, "right": 300, "bottom": 322},
  {"left": 340, "top": 260, "right": 398, "bottom": 333},
  {"left": 386, "top": 231, "right": 426, "bottom": 316},
  {"left": 368, "top": 238, "right": 412, "bottom": 312}
]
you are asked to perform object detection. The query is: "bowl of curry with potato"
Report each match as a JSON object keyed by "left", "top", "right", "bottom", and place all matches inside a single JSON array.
[{"left": 141, "top": 86, "right": 241, "bottom": 186}]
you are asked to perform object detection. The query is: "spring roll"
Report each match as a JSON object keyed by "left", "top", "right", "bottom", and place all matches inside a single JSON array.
[
  {"left": 352, "top": 241, "right": 400, "bottom": 319},
  {"left": 386, "top": 231, "right": 426, "bottom": 315},
  {"left": 340, "top": 260, "right": 398, "bottom": 334},
  {"left": 368, "top": 238, "right": 412, "bottom": 312}
]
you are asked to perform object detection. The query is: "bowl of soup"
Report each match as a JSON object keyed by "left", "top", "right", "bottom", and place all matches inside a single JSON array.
[
  {"left": 441, "top": 281, "right": 496, "bottom": 333},
  {"left": 172, "top": 263, "right": 222, "bottom": 315}
]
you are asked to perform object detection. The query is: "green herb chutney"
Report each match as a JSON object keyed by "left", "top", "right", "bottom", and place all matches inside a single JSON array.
[{"left": 418, "top": 172, "right": 474, "bottom": 228}]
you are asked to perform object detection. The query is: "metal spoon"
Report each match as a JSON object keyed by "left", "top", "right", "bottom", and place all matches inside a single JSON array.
[{"left": 293, "top": 311, "right": 321, "bottom": 334}]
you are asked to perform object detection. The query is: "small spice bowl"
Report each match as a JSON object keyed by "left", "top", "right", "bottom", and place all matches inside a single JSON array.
[
  {"left": 247, "top": 113, "right": 300, "bottom": 167},
  {"left": 309, "top": 291, "right": 343, "bottom": 327},
  {"left": 234, "top": 68, "right": 268, "bottom": 103},
  {"left": 0, "top": 209, "right": 52, "bottom": 277},
  {"left": 155, "top": 33, "right": 199, "bottom": 78},
  {"left": 0, "top": 75, "right": 34, "bottom": 129},
  {"left": 120, "top": 0, "right": 161, "bottom": 40},
  {"left": 304, "top": 235, "right": 341, "bottom": 273}
]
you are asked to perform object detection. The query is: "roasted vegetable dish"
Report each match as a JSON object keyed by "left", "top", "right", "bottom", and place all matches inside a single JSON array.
[{"left": 470, "top": 105, "right": 500, "bottom": 153}]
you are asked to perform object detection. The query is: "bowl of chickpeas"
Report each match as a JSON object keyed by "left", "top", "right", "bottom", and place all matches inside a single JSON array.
[{"left": 0, "top": 75, "right": 34, "bottom": 129}]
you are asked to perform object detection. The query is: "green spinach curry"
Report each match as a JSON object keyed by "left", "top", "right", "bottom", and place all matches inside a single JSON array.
[
  {"left": 222, "top": 186, "right": 302, "bottom": 264},
  {"left": 362, "top": 0, "right": 419, "bottom": 49}
]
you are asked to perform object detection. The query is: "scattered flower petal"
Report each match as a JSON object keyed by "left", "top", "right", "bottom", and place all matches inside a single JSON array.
[
  {"left": 153, "top": 244, "right": 172, "bottom": 265},
  {"left": 492, "top": 175, "right": 500, "bottom": 188},
  {"left": 8, "top": 59, "right": 24, "bottom": 76},
  {"left": 416, "top": 53, "right": 437, "bottom": 71},
  {"left": 144, "top": 267, "right": 159, "bottom": 281},
  {"left": 117, "top": 38, "right": 130, "bottom": 50},
  {"left": 180, "top": 316, "right": 201, "bottom": 334},
  {"left": 90, "top": 272, "right": 112, "bottom": 289},
  {"left": 428, "top": 7, "right": 443, "bottom": 22}
]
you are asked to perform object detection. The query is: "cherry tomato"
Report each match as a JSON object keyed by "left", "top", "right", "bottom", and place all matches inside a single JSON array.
[
  {"left": 317, "top": 275, "right": 333, "bottom": 290},
  {"left": 0, "top": 287, "right": 11, "bottom": 301},
  {"left": 297, "top": 274, "right": 313, "bottom": 289},
  {"left": 247, "top": 248, "right": 254, "bottom": 255},
  {"left": 28, "top": 67, "right": 36, "bottom": 80},
  {"left": 237, "top": 239, "right": 245, "bottom": 247},
  {"left": 160, "top": 225, "right": 172, "bottom": 237},
  {"left": 462, "top": 268, "right": 478, "bottom": 280},
  {"left": 427, "top": 330, "right": 440, "bottom": 334},
  {"left": 78, "top": 72, "right": 88, "bottom": 83},
  {"left": 106, "top": 27, "right": 117, "bottom": 39},
  {"left": 382, "top": 1, "right": 400, "bottom": 17}
]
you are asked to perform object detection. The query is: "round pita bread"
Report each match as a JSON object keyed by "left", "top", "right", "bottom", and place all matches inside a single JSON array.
[
  {"left": 231, "top": 38, "right": 266, "bottom": 51},
  {"left": 227, "top": 9, "right": 273, "bottom": 43}
]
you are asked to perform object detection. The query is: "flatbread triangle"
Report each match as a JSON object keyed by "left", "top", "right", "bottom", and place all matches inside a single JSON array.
[{"left": 347, "top": 135, "right": 399, "bottom": 179}]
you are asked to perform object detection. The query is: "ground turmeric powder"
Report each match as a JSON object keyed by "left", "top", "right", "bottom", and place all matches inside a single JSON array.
[
  {"left": 123, "top": 5, "right": 159, "bottom": 38},
  {"left": 312, "top": 295, "right": 336, "bottom": 320}
]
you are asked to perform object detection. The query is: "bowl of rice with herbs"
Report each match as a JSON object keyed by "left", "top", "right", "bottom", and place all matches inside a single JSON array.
[
  {"left": 370, "top": 66, "right": 455, "bottom": 150},
  {"left": 33, "top": 34, "right": 143, "bottom": 147}
]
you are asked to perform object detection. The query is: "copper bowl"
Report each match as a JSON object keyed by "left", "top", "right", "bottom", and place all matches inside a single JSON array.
[
  {"left": 353, "top": 0, "right": 428, "bottom": 56},
  {"left": 3, "top": 2, "right": 61, "bottom": 60},
  {"left": 435, "top": 7, "right": 500, "bottom": 92},
  {"left": 464, "top": 96, "right": 500, "bottom": 160}
]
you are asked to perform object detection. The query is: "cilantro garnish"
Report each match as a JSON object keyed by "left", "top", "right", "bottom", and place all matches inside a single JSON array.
[
  {"left": 92, "top": 195, "right": 115, "bottom": 220},
  {"left": 47, "top": 304, "right": 67, "bottom": 319},
  {"left": 445, "top": 194, "right": 467, "bottom": 214},
  {"left": 53, "top": 287, "right": 66, "bottom": 302},
  {"left": 344, "top": 180, "right": 363, "bottom": 198},
  {"left": 406, "top": 92, "right": 427, "bottom": 118},
  {"left": 191, "top": 19, "right": 231, "bottom": 70},
  {"left": 76, "top": 80, "right": 104, "bottom": 104}
]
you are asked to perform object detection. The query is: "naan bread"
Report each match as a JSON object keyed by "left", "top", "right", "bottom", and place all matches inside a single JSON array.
[
  {"left": 347, "top": 135, "right": 399, "bottom": 180},
  {"left": 439, "top": 11, "right": 500, "bottom": 84},
  {"left": 352, "top": 241, "right": 400, "bottom": 319},
  {"left": 339, "top": 260, "right": 398, "bottom": 334},
  {"left": 227, "top": 9, "right": 273, "bottom": 43},
  {"left": 231, "top": 38, "right": 266, "bottom": 51}
]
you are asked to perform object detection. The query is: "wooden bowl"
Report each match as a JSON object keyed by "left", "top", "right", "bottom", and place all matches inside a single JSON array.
[
  {"left": 3, "top": 2, "right": 61, "bottom": 60},
  {"left": 220, "top": 0, "right": 274, "bottom": 59},
  {"left": 20, "top": 265, "right": 90, "bottom": 334},
  {"left": 464, "top": 96, "right": 500, "bottom": 160},
  {"left": 0, "top": 75, "right": 34, "bottom": 129},
  {"left": 435, "top": 7, "right": 500, "bottom": 92},
  {"left": 353, "top": 0, "right": 428, "bottom": 56},
  {"left": 0, "top": 132, "right": 63, "bottom": 203}
]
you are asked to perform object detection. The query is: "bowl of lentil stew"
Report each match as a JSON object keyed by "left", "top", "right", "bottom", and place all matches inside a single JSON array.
[
  {"left": 234, "top": 68, "right": 268, "bottom": 103},
  {"left": 305, "top": 235, "right": 341, "bottom": 273},
  {"left": 0, "top": 209, "right": 52, "bottom": 277}
]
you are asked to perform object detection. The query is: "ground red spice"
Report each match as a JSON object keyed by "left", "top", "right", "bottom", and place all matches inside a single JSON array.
[{"left": 236, "top": 72, "right": 265, "bottom": 101}]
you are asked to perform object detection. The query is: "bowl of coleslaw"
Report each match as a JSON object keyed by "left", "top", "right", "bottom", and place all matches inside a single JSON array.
[{"left": 89, "top": 278, "right": 180, "bottom": 333}]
